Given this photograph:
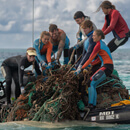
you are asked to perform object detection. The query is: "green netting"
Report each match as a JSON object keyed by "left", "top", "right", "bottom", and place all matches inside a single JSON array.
[
  {"left": 28, "top": 92, "right": 33, "bottom": 107},
  {"left": 32, "top": 97, "right": 62, "bottom": 122},
  {"left": 112, "top": 69, "right": 119, "bottom": 77}
]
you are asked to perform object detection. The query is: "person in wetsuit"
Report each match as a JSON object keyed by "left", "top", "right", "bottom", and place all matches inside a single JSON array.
[
  {"left": 68, "top": 11, "right": 97, "bottom": 65},
  {"left": 74, "top": 29, "right": 113, "bottom": 110},
  {"left": 33, "top": 31, "right": 53, "bottom": 75},
  {"left": 49, "top": 24, "right": 70, "bottom": 65},
  {"left": 72, "top": 20, "right": 100, "bottom": 106},
  {"left": 97, "top": 0, "right": 129, "bottom": 52},
  {"left": 1, "top": 47, "right": 41, "bottom": 105},
  {"left": 75, "top": 20, "right": 100, "bottom": 71}
]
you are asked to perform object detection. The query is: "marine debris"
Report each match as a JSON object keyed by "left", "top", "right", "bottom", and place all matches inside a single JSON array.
[{"left": 0, "top": 64, "right": 129, "bottom": 122}]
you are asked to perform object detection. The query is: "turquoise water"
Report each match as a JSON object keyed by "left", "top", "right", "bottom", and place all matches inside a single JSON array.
[
  {"left": 0, "top": 48, "right": 130, "bottom": 129},
  {"left": 1, "top": 121, "right": 130, "bottom": 130}
]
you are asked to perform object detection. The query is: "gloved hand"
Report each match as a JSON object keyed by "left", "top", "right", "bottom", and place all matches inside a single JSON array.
[
  {"left": 53, "top": 59, "right": 59, "bottom": 65},
  {"left": 42, "top": 77, "right": 48, "bottom": 82},
  {"left": 41, "top": 61, "right": 47, "bottom": 68},
  {"left": 21, "top": 86, "right": 26, "bottom": 94},
  {"left": 74, "top": 65, "right": 82, "bottom": 75},
  {"left": 71, "top": 67, "right": 76, "bottom": 71},
  {"left": 83, "top": 69, "right": 89, "bottom": 74},
  {"left": 0, "top": 90, "right": 4, "bottom": 96},
  {"left": 46, "top": 62, "right": 52, "bottom": 69},
  {"left": 73, "top": 44, "right": 79, "bottom": 50},
  {"left": 74, "top": 69, "right": 81, "bottom": 75}
]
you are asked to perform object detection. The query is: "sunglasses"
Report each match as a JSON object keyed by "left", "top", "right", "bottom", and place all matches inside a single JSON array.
[{"left": 29, "top": 55, "right": 35, "bottom": 58}]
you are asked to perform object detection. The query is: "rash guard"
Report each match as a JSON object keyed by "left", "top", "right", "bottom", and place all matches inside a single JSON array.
[
  {"left": 33, "top": 39, "right": 53, "bottom": 63},
  {"left": 82, "top": 40, "right": 113, "bottom": 69},
  {"left": 102, "top": 9, "right": 129, "bottom": 39}
]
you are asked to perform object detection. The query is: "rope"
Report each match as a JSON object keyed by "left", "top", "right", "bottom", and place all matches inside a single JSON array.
[
  {"left": 68, "top": 49, "right": 75, "bottom": 65},
  {"left": 64, "top": 54, "right": 82, "bottom": 77},
  {"left": 96, "top": 79, "right": 115, "bottom": 88}
]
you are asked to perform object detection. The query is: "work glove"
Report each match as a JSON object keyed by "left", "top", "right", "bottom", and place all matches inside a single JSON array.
[
  {"left": 46, "top": 62, "right": 52, "bottom": 69},
  {"left": 0, "top": 90, "right": 4, "bottom": 96},
  {"left": 74, "top": 65, "right": 82, "bottom": 75},
  {"left": 53, "top": 59, "right": 59, "bottom": 65},
  {"left": 83, "top": 69, "right": 89, "bottom": 74},
  {"left": 21, "top": 86, "right": 26, "bottom": 94},
  {"left": 73, "top": 44, "right": 79, "bottom": 50},
  {"left": 41, "top": 61, "right": 47, "bottom": 68},
  {"left": 42, "top": 77, "right": 48, "bottom": 82},
  {"left": 71, "top": 67, "right": 76, "bottom": 71}
]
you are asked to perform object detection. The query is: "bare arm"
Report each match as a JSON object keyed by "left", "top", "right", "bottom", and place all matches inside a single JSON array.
[{"left": 56, "top": 33, "right": 66, "bottom": 60}]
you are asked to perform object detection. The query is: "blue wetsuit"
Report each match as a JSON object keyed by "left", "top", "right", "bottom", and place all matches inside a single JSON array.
[
  {"left": 33, "top": 38, "right": 53, "bottom": 76},
  {"left": 33, "top": 39, "right": 52, "bottom": 64},
  {"left": 75, "top": 31, "right": 97, "bottom": 68},
  {"left": 82, "top": 40, "right": 113, "bottom": 107}
]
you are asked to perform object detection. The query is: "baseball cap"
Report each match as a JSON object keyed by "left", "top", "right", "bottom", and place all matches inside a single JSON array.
[{"left": 27, "top": 47, "right": 37, "bottom": 56}]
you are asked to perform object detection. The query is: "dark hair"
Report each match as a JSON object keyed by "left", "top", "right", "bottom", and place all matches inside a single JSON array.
[
  {"left": 95, "top": 29, "right": 105, "bottom": 39},
  {"left": 96, "top": 0, "right": 116, "bottom": 12},
  {"left": 49, "top": 24, "right": 58, "bottom": 32},
  {"left": 81, "top": 20, "right": 93, "bottom": 29},
  {"left": 73, "top": 11, "right": 86, "bottom": 19}
]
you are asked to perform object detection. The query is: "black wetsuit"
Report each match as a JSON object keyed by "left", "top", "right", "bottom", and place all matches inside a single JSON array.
[{"left": 1, "top": 55, "right": 41, "bottom": 104}]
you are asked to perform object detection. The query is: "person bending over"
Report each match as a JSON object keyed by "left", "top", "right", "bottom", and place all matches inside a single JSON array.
[
  {"left": 1, "top": 47, "right": 41, "bottom": 105},
  {"left": 33, "top": 31, "right": 53, "bottom": 75},
  {"left": 49, "top": 24, "right": 70, "bottom": 65},
  {"left": 97, "top": 0, "right": 129, "bottom": 52}
]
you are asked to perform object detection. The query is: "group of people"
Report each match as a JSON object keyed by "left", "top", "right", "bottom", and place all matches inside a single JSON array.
[{"left": 1, "top": 1, "right": 129, "bottom": 110}]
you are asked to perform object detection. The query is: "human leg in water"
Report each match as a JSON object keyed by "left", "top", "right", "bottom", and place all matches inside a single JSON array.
[{"left": 88, "top": 68, "right": 106, "bottom": 108}]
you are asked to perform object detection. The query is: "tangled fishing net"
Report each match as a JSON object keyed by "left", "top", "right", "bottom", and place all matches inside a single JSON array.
[{"left": 0, "top": 63, "right": 129, "bottom": 122}]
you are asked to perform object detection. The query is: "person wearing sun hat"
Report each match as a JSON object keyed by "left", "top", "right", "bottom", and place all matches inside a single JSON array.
[
  {"left": 1, "top": 47, "right": 41, "bottom": 105},
  {"left": 26, "top": 47, "right": 37, "bottom": 56}
]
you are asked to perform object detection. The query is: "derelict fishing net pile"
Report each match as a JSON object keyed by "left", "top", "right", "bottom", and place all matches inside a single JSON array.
[
  {"left": 0, "top": 64, "right": 81, "bottom": 122},
  {"left": 0, "top": 64, "right": 129, "bottom": 122},
  {"left": 81, "top": 68, "right": 129, "bottom": 108}
]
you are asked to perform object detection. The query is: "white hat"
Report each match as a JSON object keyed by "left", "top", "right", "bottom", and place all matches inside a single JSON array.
[{"left": 27, "top": 49, "right": 37, "bottom": 56}]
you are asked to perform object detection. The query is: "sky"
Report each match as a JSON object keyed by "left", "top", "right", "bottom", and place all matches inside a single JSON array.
[{"left": 0, "top": 0, "right": 130, "bottom": 49}]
